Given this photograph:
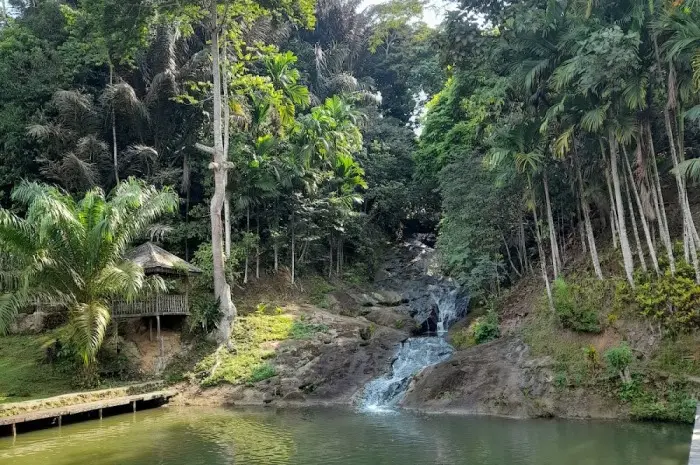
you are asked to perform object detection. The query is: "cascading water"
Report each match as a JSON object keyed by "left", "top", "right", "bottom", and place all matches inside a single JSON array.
[
  {"left": 361, "top": 295, "right": 465, "bottom": 411},
  {"left": 361, "top": 337, "right": 453, "bottom": 411},
  {"left": 433, "top": 288, "right": 460, "bottom": 335}
]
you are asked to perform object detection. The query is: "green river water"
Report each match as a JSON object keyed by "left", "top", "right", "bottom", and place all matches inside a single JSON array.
[{"left": 0, "top": 407, "right": 692, "bottom": 464}]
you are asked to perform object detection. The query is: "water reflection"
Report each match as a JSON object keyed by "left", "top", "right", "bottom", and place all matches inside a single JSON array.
[{"left": 0, "top": 407, "right": 692, "bottom": 465}]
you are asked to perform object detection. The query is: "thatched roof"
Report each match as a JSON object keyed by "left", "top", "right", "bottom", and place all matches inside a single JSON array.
[{"left": 126, "top": 242, "right": 202, "bottom": 275}]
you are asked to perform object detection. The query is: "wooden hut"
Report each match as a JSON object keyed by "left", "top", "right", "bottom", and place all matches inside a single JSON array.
[
  {"left": 111, "top": 242, "right": 201, "bottom": 355},
  {"left": 111, "top": 242, "right": 202, "bottom": 319}
]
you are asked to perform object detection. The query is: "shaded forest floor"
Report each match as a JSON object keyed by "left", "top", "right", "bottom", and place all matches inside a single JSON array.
[{"left": 0, "top": 334, "right": 74, "bottom": 403}]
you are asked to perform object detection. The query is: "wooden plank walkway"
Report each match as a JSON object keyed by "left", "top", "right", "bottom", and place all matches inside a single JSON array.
[
  {"left": 0, "top": 390, "right": 176, "bottom": 435},
  {"left": 689, "top": 405, "right": 700, "bottom": 465}
]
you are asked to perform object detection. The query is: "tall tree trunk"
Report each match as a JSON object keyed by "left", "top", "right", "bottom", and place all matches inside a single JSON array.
[
  {"left": 646, "top": 122, "right": 675, "bottom": 274},
  {"left": 625, "top": 171, "right": 647, "bottom": 273},
  {"left": 222, "top": 40, "right": 231, "bottom": 260},
  {"left": 328, "top": 234, "right": 333, "bottom": 279},
  {"left": 578, "top": 202, "right": 587, "bottom": 256},
  {"left": 609, "top": 133, "right": 635, "bottom": 287},
  {"left": 207, "top": 2, "right": 235, "bottom": 345},
  {"left": 520, "top": 220, "right": 531, "bottom": 273},
  {"left": 255, "top": 209, "right": 260, "bottom": 280},
  {"left": 533, "top": 203, "right": 554, "bottom": 311},
  {"left": 273, "top": 201, "right": 279, "bottom": 272},
  {"left": 543, "top": 173, "right": 561, "bottom": 278},
  {"left": 654, "top": 43, "right": 700, "bottom": 279},
  {"left": 243, "top": 206, "right": 250, "bottom": 284},
  {"left": 624, "top": 146, "right": 660, "bottom": 276},
  {"left": 664, "top": 70, "right": 700, "bottom": 282},
  {"left": 290, "top": 213, "right": 295, "bottom": 284},
  {"left": 224, "top": 198, "right": 231, "bottom": 258},
  {"left": 110, "top": 63, "right": 119, "bottom": 184},
  {"left": 502, "top": 232, "right": 522, "bottom": 277},
  {"left": 574, "top": 150, "right": 603, "bottom": 280},
  {"left": 336, "top": 236, "right": 341, "bottom": 276}
]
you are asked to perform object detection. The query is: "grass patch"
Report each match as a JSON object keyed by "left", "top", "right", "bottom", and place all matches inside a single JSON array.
[
  {"left": 620, "top": 379, "right": 696, "bottom": 423},
  {"left": 290, "top": 320, "right": 329, "bottom": 340},
  {"left": 248, "top": 363, "right": 277, "bottom": 383},
  {"left": 194, "top": 312, "right": 295, "bottom": 386},
  {"left": 0, "top": 334, "right": 75, "bottom": 403},
  {"left": 648, "top": 333, "right": 700, "bottom": 378},
  {"left": 306, "top": 276, "right": 336, "bottom": 307},
  {"left": 522, "top": 298, "right": 595, "bottom": 387}
]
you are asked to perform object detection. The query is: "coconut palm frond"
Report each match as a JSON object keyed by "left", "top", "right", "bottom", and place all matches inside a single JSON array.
[
  {"left": 104, "top": 82, "right": 150, "bottom": 122},
  {"left": 68, "top": 301, "right": 111, "bottom": 364},
  {"left": 674, "top": 158, "right": 700, "bottom": 183}
]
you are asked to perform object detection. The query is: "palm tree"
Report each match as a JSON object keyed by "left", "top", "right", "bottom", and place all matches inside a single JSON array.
[{"left": 0, "top": 179, "right": 178, "bottom": 365}]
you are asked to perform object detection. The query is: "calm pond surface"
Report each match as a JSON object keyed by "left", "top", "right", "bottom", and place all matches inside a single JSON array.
[{"left": 0, "top": 407, "right": 692, "bottom": 465}]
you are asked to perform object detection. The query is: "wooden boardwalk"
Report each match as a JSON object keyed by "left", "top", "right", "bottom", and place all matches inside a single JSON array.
[
  {"left": 689, "top": 405, "right": 700, "bottom": 465},
  {"left": 0, "top": 390, "right": 176, "bottom": 437}
]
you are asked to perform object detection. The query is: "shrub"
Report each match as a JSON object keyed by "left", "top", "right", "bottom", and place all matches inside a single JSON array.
[
  {"left": 457, "top": 311, "right": 500, "bottom": 347},
  {"left": 620, "top": 379, "right": 696, "bottom": 423},
  {"left": 604, "top": 343, "right": 633, "bottom": 383},
  {"left": 552, "top": 278, "right": 602, "bottom": 333},
  {"left": 450, "top": 328, "right": 471, "bottom": 349},
  {"left": 628, "top": 263, "right": 700, "bottom": 334}
]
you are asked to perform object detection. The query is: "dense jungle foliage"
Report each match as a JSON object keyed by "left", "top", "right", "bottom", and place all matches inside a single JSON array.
[{"left": 2, "top": 0, "right": 700, "bottom": 380}]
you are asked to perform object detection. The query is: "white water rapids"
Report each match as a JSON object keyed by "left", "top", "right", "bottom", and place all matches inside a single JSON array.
[{"left": 361, "top": 290, "right": 462, "bottom": 411}]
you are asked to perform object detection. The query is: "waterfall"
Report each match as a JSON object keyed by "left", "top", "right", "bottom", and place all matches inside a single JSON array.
[
  {"left": 361, "top": 337, "right": 453, "bottom": 411},
  {"left": 360, "top": 293, "right": 465, "bottom": 411},
  {"left": 433, "top": 288, "right": 460, "bottom": 335}
]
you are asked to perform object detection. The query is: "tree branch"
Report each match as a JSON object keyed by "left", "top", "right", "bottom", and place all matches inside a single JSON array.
[{"left": 195, "top": 142, "right": 215, "bottom": 155}]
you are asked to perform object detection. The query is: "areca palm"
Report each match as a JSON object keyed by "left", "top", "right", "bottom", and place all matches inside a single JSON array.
[{"left": 0, "top": 179, "right": 178, "bottom": 364}]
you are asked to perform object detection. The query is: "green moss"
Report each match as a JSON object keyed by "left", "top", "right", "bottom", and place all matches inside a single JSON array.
[
  {"left": 194, "top": 313, "right": 295, "bottom": 386},
  {"left": 0, "top": 334, "right": 74, "bottom": 403}
]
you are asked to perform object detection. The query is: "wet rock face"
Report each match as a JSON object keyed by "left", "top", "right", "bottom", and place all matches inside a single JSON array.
[
  {"left": 400, "top": 337, "right": 624, "bottom": 420},
  {"left": 371, "top": 237, "right": 469, "bottom": 334}
]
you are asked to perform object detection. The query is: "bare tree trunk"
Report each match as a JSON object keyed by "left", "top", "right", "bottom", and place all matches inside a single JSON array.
[
  {"left": 533, "top": 204, "right": 554, "bottom": 311},
  {"left": 291, "top": 213, "right": 295, "bottom": 284},
  {"left": 578, "top": 203, "right": 587, "bottom": 256},
  {"left": 255, "top": 210, "right": 260, "bottom": 280},
  {"left": 110, "top": 63, "right": 119, "bottom": 184},
  {"left": 655, "top": 44, "right": 700, "bottom": 280},
  {"left": 624, "top": 146, "right": 660, "bottom": 276},
  {"left": 224, "top": 199, "right": 231, "bottom": 258},
  {"left": 516, "top": 222, "right": 526, "bottom": 273},
  {"left": 574, "top": 150, "right": 603, "bottom": 280},
  {"left": 625, "top": 170, "right": 647, "bottom": 272},
  {"left": 243, "top": 206, "right": 249, "bottom": 284},
  {"left": 328, "top": 235, "right": 333, "bottom": 279},
  {"left": 543, "top": 173, "right": 561, "bottom": 278},
  {"left": 520, "top": 220, "right": 531, "bottom": 273},
  {"left": 502, "top": 232, "right": 522, "bottom": 277},
  {"left": 222, "top": 40, "right": 231, "bottom": 260},
  {"left": 336, "top": 236, "right": 341, "bottom": 276},
  {"left": 647, "top": 122, "right": 675, "bottom": 273},
  {"left": 206, "top": 1, "right": 235, "bottom": 345},
  {"left": 609, "top": 133, "right": 635, "bottom": 287}
]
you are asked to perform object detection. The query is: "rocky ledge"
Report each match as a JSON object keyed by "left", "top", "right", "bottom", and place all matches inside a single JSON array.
[{"left": 401, "top": 337, "right": 623, "bottom": 420}]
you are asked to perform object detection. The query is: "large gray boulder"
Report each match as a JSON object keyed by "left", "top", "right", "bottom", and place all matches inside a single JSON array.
[{"left": 9, "top": 311, "right": 48, "bottom": 334}]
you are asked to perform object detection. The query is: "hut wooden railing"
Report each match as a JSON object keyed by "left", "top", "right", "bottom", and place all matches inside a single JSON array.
[{"left": 111, "top": 294, "right": 189, "bottom": 318}]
